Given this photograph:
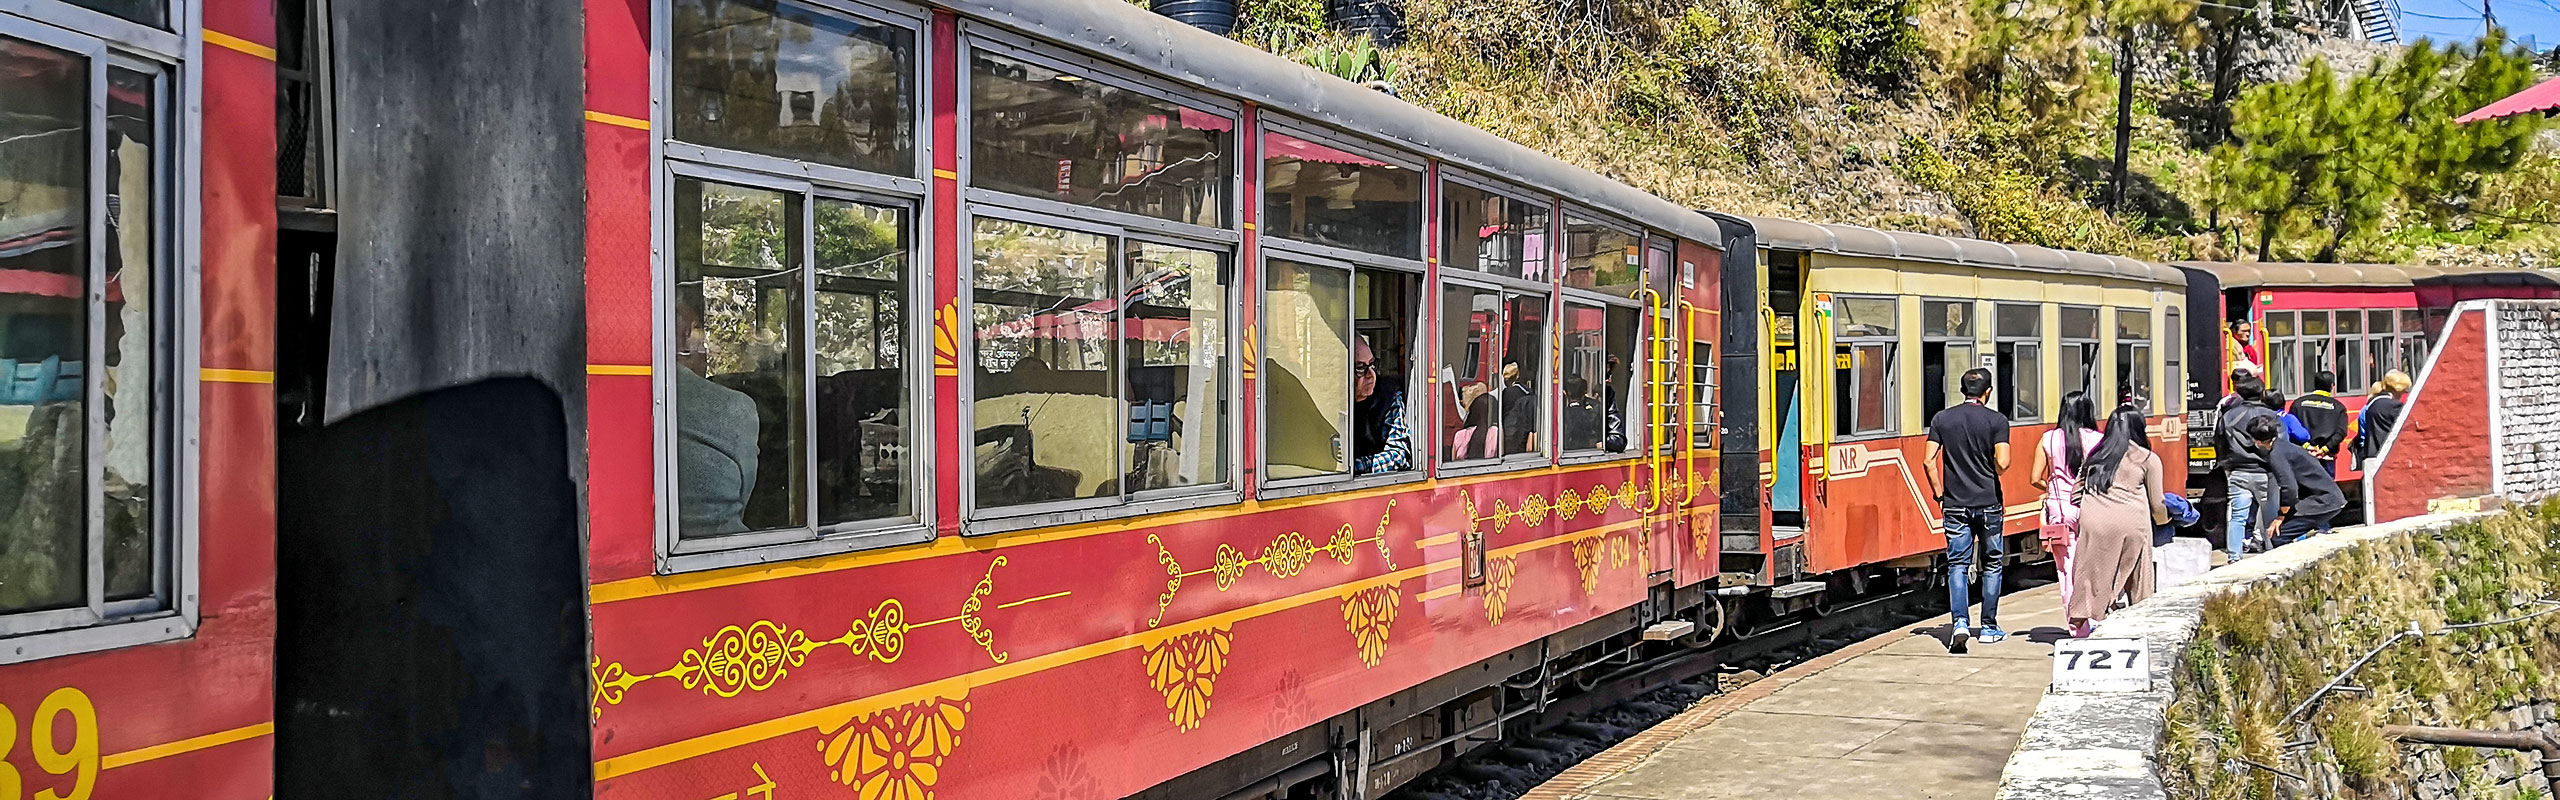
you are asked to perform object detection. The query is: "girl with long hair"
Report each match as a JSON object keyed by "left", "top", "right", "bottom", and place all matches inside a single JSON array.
[
  {"left": 2030, "top": 391, "right": 2102, "bottom": 612},
  {"left": 2067, "top": 406, "right": 2170, "bottom": 636}
]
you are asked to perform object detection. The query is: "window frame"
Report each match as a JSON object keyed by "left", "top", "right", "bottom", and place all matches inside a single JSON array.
[
  {"left": 0, "top": 6, "right": 202, "bottom": 663},
  {"left": 1259, "top": 244, "right": 1427, "bottom": 497},
  {"left": 651, "top": 0, "right": 939, "bottom": 571},
  {"left": 2058, "top": 304, "right": 2101, "bottom": 402},
  {"left": 1257, "top": 115, "right": 1427, "bottom": 263},
  {"left": 1993, "top": 301, "right": 2043, "bottom": 423},
  {"left": 2111, "top": 307, "right": 2154, "bottom": 415},
  {"left": 2164, "top": 307, "right": 2184, "bottom": 415},
  {"left": 1917, "top": 297, "right": 1977, "bottom": 425},
  {"left": 1438, "top": 169, "right": 1553, "bottom": 282},
  {"left": 1553, "top": 210, "right": 1648, "bottom": 465},
  {"left": 958, "top": 201, "right": 1244, "bottom": 530},
  {"left": 1829, "top": 293, "right": 1900, "bottom": 440},
  {"left": 957, "top": 26, "right": 1244, "bottom": 239}
]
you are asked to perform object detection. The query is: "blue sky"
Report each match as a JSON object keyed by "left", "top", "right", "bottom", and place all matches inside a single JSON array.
[{"left": 2395, "top": 0, "right": 2560, "bottom": 52}]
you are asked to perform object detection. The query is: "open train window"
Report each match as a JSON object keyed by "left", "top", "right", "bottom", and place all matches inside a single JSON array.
[
  {"left": 1832, "top": 296, "right": 1897, "bottom": 438},
  {"left": 1551, "top": 210, "right": 1648, "bottom": 461},
  {"left": 2059, "top": 305, "right": 2100, "bottom": 403},
  {"left": 1994, "top": 303, "right": 2041, "bottom": 422},
  {"left": 659, "top": 0, "right": 932, "bottom": 567},
  {"left": 1920, "top": 299, "right": 1974, "bottom": 423},
  {"left": 0, "top": 11, "right": 192, "bottom": 659},
  {"left": 1260, "top": 121, "right": 1421, "bottom": 496},
  {"left": 2114, "top": 308, "right": 2152, "bottom": 415}
]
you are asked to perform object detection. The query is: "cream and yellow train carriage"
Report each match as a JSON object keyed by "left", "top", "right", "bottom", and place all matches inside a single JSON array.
[{"left": 1721, "top": 215, "right": 2189, "bottom": 594}]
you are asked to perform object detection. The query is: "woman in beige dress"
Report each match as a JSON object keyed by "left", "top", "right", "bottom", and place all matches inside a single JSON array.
[{"left": 2067, "top": 405, "right": 2170, "bottom": 635}]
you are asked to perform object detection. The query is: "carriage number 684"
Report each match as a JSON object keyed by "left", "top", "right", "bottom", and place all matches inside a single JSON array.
[{"left": 0, "top": 687, "right": 100, "bottom": 800}]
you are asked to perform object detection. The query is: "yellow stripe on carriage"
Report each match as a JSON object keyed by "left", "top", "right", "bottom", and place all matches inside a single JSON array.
[
  {"left": 102, "top": 721, "right": 274, "bottom": 770},
  {"left": 204, "top": 29, "right": 276, "bottom": 61},
  {"left": 591, "top": 518, "right": 1644, "bottom": 781}
]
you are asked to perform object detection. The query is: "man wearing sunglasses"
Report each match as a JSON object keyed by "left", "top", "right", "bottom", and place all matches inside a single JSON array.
[{"left": 1352, "top": 337, "right": 1413, "bottom": 475}]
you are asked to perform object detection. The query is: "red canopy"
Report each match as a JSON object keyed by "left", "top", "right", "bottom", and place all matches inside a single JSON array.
[{"left": 2457, "top": 75, "right": 2560, "bottom": 123}]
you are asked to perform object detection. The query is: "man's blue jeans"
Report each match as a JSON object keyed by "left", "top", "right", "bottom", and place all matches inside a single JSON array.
[
  {"left": 1943, "top": 504, "right": 2006, "bottom": 630},
  {"left": 2226, "top": 471, "right": 2274, "bottom": 560}
]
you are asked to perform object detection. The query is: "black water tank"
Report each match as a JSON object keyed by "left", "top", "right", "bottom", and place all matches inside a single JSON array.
[
  {"left": 1326, "top": 0, "right": 1405, "bottom": 45},
  {"left": 1152, "top": 0, "right": 1237, "bottom": 34}
]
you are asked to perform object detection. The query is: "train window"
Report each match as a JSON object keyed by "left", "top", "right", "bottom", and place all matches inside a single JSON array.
[
  {"left": 968, "top": 49, "right": 1233, "bottom": 228},
  {"left": 1262, "top": 129, "right": 1421, "bottom": 260},
  {"left": 1266, "top": 259, "right": 1354, "bottom": 478},
  {"left": 2, "top": 30, "right": 182, "bottom": 644},
  {"left": 1442, "top": 179, "right": 1550, "bottom": 281},
  {"left": 1603, "top": 304, "right": 1641, "bottom": 454},
  {"left": 672, "top": 177, "right": 813, "bottom": 536},
  {"left": 814, "top": 197, "right": 917, "bottom": 525},
  {"left": 2335, "top": 311, "right": 2364, "bottom": 392},
  {"left": 967, "top": 216, "right": 1233, "bottom": 512},
  {"left": 2060, "top": 306, "right": 2099, "bottom": 401},
  {"left": 1921, "top": 301, "right": 1973, "bottom": 423},
  {"left": 1692, "top": 342, "right": 1716, "bottom": 449},
  {"left": 2165, "top": 308, "right": 2184, "bottom": 415},
  {"left": 1561, "top": 303, "right": 1609, "bottom": 452},
  {"left": 671, "top": 0, "right": 916, "bottom": 177},
  {"left": 1561, "top": 216, "right": 1641, "bottom": 299},
  {"left": 1995, "top": 303, "right": 2041, "bottom": 422},
  {"left": 2114, "top": 309, "right": 2152, "bottom": 415},
  {"left": 1502, "top": 294, "right": 1550, "bottom": 457},
  {"left": 58, "top": 0, "right": 165, "bottom": 27},
  {"left": 2400, "top": 309, "right": 2428, "bottom": 372},
  {"left": 1436, "top": 281, "right": 1547, "bottom": 465},
  {"left": 1833, "top": 296, "right": 1897, "bottom": 437}
]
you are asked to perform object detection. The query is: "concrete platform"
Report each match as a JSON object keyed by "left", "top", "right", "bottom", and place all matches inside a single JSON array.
[{"left": 1522, "top": 584, "right": 2069, "bottom": 800}]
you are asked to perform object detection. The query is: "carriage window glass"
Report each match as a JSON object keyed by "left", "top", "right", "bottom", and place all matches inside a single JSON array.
[
  {"left": 2165, "top": 308, "right": 2184, "bottom": 415},
  {"left": 1834, "top": 296, "right": 1898, "bottom": 338},
  {"left": 1441, "top": 182, "right": 1548, "bottom": 281},
  {"left": 1835, "top": 343, "right": 1898, "bottom": 436},
  {"left": 2397, "top": 309, "right": 2421, "bottom": 334},
  {"left": 2263, "top": 311, "right": 2295, "bottom": 338},
  {"left": 1439, "top": 283, "right": 1503, "bottom": 463},
  {"left": 2301, "top": 310, "right": 2329, "bottom": 337},
  {"left": 1123, "top": 243, "right": 1229, "bottom": 491},
  {"left": 1263, "top": 258, "right": 1353, "bottom": 478},
  {"left": 2267, "top": 339, "right": 2298, "bottom": 396},
  {"left": 1561, "top": 217, "right": 1640, "bottom": 298},
  {"left": 1995, "top": 304, "right": 2041, "bottom": 422},
  {"left": 2333, "top": 309, "right": 2363, "bottom": 391},
  {"left": 1, "top": 36, "right": 92, "bottom": 617},
  {"left": 1691, "top": 342, "right": 1715, "bottom": 448},
  {"left": 812, "top": 198, "right": 912, "bottom": 525},
  {"left": 2336, "top": 311, "right": 2361, "bottom": 336},
  {"left": 2059, "top": 306, "right": 2099, "bottom": 340},
  {"left": 970, "top": 52, "right": 1232, "bottom": 228},
  {"left": 1922, "top": 301, "right": 1973, "bottom": 423},
  {"left": 2114, "top": 309, "right": 2151, "bottom": 414},
  {"left": 62, "top": 0, "right": 167, "bottom": 27},
  {"left": 1501, "top": 293, "right": 1548, "bottom": 456},
  {"left": 970, "top": 219, "right": 1117, "bottom": 507},
  {"left": 1923, "top": 300, "right": 1972, "bottom": 338},
  {"left": 1261, "top": 132, "right": 1419, "bottom": 259},
  {"left": 1351, "top": 269, "right": 1419, "bottom": 476},
  {"left": 104, "top": 66, "right": 163, "bottom": 600},
  {"left": 1560, "top": 303, "right": 1607, "bottom": 452},
  {"left": 671, "top": 0, "right": 916, "bottom": 175},
  {"left": 673, "top": 177, "right": 810, "bottom": 538},
  {"left": 1604, "top": 304, "right": 1641, "bottom": 453}
]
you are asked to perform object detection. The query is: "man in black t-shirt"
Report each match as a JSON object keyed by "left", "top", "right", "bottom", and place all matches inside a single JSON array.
[{"left": 1925, "top": 368, "right": 2013, "bottom": 653}]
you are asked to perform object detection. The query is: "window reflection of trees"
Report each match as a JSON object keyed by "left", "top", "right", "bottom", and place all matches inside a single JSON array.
[{"left": 671, "top": 0, "right": 914, "bottom": 173}]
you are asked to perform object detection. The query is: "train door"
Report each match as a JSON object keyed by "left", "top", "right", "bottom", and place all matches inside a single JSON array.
[{"left": 1765, "top": 251, "right": 1805, "bottom": 532}]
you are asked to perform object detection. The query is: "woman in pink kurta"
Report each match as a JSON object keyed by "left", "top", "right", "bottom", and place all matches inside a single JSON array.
[{"left": 2030, "top": 392, "right": 2101, "bottom": 612}]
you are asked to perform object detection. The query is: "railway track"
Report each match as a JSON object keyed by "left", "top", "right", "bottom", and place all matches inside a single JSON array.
[{"left": 1381, "top": 577, "right": 2014, "bottom": 800}]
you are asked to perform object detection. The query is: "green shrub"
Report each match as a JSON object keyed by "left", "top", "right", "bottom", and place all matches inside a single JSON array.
[{"left": 1786, "top": 0, "right": 1921, "bottom": 90}]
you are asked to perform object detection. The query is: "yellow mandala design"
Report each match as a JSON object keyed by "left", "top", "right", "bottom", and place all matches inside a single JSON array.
[
  {"left": 1144, "top": 626, "right": 1234, "bottom": 731},
  {"left": 817, "top": 689, "right": 969, "bottom": 800},
  {"left": 1555, "top": 489, "right": 1581, "bottom": 521},
  {"left": 1342, "top": 583, "right": 1402, "bottom": 668},
  {"left": 1585, "top": 484, "right": 1612, "bottom": 515},
  {"left": 1483, "top": 556, "right": 1519, "bottom": 625},
  {"left": 1492, "top": 499, "right": 1511, "bottom": 533},
  {"left": 1522, "top": 494, "right": 1550, "bottom": 527}
]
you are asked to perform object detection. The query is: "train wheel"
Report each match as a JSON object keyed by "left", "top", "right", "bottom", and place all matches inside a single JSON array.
[{"left": 1680, "top": 597, "right": 1729, "bottom": 649}]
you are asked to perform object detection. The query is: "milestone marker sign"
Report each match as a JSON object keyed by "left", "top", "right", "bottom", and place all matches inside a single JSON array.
[{"left": 2051, "top": 637, "right": 2151, "bottom": 693}]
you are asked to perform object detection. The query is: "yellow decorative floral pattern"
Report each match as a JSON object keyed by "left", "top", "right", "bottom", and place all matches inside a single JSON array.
[
  {"left": 1483, "top": 556, "right": 1519, "bottom": 624},
  {"left": 1342, "top": 582, "right": 1402, "bottom": 667},
  {"left": 1149, "top": 503, "right": 1396, "bottom": 627},
  {"left": 1572, "top": 538, "right": 1603, "bottom": 595},
  {"left": 817, "top": 690, "right": 969, "bottom": 800},
  {"left": 1143, "top": 626, "right": 1234, "bottom": 731}
]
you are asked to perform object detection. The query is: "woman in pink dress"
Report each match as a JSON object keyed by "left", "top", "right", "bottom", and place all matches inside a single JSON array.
[{"left": 2030, "top": 392, "right": 2101, "bottom": 612}]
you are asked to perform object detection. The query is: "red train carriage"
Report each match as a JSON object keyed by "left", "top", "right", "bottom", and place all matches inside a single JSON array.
[
  {"left": 2173, "top": 261, "right": 2560, "bottom": 518},
  {"left": 1729, "top": 217, "right": 2190, "bottom": 602},
  {"left": 0, "top": 1, "right": 275, "bottom": 798}
]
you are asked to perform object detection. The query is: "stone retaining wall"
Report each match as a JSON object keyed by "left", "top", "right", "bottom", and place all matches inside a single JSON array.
[{"left": 1994, "top": 509, "right": 2560, "bottom": 799}]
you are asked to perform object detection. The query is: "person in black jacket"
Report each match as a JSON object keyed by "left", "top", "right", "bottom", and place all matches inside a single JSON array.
[
  {"left": 2289, "top": 371, "right": 2349, "bottom": 473},
  {"left": 2216, "top": 376, "right": 2280, "bottom": 559},
  {"left": 2257, "top": 418, "right": 2345, "bottom": 546}
]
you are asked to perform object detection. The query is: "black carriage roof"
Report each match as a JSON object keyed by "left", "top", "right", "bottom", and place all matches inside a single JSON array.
[
  {"left": 2171, "top": 261, "right": 2560, "bottom": 289},
  {"left": 936, "top": 0, "right": 1727, "bottom": 248},
  {"left": 1742, "top": 216, "right": 2187, "bottom": 286}
]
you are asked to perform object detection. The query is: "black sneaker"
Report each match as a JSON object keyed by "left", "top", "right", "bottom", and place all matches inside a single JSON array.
[{"left": 1948, "top": 626, "right": 1971, "bottom": 654}]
